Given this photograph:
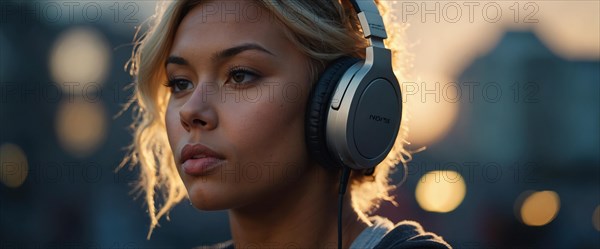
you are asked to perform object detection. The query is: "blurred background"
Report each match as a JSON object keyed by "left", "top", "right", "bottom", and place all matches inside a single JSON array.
[{"left": 0, "top": 0, "right": 598, "bottom": 248}]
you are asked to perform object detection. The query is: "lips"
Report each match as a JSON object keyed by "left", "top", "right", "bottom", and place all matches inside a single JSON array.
[{"left": 180, "top": 144, "right": 225, "bottom": 176}]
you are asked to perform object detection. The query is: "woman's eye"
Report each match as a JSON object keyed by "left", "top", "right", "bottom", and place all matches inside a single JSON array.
[
  {"left": 227, "top": 67, "right": 260, "bottom": 85},
  {"left": 165, "top": 78, "right": 193, "bottom": 93}
]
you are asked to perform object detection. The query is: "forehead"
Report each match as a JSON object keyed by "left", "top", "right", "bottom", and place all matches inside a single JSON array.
[{"left": 171, "top": 1, "right": 288, "bottom": 55}]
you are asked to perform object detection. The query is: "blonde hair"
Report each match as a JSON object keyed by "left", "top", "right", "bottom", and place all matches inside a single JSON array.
[{"left": 120, "top": 0, "right": 415, "bottom": 239}]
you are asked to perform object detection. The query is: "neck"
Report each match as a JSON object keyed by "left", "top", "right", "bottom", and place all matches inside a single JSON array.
[{"left": 227, "top": 166, "right": 369, "bottom": 249}]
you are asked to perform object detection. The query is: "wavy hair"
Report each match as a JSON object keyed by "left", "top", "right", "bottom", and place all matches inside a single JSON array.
[{"left": 120, "top": 0, "right": 415, "bottom": 239}]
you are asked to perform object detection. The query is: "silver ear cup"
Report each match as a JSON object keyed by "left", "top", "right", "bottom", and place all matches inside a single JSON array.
[
  {"left": 326, "top": 47, "right": 402, "bottom": 170},
  {"left": 305, "top": 57, "right": 362, "bottom": 170}
]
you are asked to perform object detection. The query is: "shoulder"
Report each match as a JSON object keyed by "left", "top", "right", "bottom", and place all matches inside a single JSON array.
[
  {"left": 373, "top": 220, "right": 452, "bottom": 249},
  {"left": 192, "top": 240, "right": 234, "bottom": 249},
  {"left": 194, "top": 220, "right": 451, "bottom": 249}
]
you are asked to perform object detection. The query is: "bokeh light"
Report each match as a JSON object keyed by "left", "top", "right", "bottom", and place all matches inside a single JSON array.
[
  {"left": 398, "top": 0, "right": 599, "bottom": 90},
  {"left": 415, "top": 170, "right": 466, "bottom": 213},
  {"left": 404, "top": 80, "right": 460, "bottom": 147},
  {"left": 49, "top": 27, "right": 110, "bottom": 93},
  {"left": 533, "top": 1, "right": 600, "bottom": 60},
  {"left": 518, "top": 190, "right": 560, "bottom": 226},
  {"left": 55, "top": 98, "right": 107, "bottom": 157},
  {"left": 593, "top": 205, "right": 600, "bottom": 232},
  {"left": 0, "top": 143, "right": 29, "bottom": 188}
]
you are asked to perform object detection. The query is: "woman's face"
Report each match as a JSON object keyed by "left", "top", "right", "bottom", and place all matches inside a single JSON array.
[{"left": 165, "top": 1, "right": 314, "bottom": 210}]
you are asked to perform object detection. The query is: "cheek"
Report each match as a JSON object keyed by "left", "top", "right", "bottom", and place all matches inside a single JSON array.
[
  {"left": 223, "top": 82, "right": 310, "bottom": 165},
  {"left": 165, "top": 103, "right": 182, "bottom": 158}
]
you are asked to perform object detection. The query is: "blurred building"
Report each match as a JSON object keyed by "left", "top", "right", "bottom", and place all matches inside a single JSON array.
[{"left": 389, "top": 30, "right": 599, "bottom": 248}]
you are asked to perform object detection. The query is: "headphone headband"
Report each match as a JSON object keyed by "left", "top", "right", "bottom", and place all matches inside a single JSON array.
[{"left": 349, "top": 0, "right": 387, "bottom": 39}]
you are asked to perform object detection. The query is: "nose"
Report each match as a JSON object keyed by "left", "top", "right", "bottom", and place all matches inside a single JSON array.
[{"left": 179, "top": 88, "right": 218, "bottom": 132}]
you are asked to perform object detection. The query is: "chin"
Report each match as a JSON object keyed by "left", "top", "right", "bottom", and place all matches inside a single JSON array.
[
  {"left": 189, "top": 200, "right": 227, "bottom": 211},
  {"left": 185, "top": 179, "right": 238, "bottom": 211}
]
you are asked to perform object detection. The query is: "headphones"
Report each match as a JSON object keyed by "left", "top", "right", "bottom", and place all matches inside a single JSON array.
[{"left": 306, "top": 0, "right": 402, "bottom": 172}]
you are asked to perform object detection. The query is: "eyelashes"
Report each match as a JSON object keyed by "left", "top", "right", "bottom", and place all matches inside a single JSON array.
[
  {"left": 164, "top": 65, "right": 262, "bottom": 93},
  {"left": 163, "top": 77, "right": 193, "bottom": 93},
  {"left": 226, "top": 66, "right": 260, "bottom": 86}
]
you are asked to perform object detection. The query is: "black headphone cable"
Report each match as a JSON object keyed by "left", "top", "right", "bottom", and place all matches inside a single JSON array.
[{"left": 338, "top": 167, "right": 351, "bottom": 249}]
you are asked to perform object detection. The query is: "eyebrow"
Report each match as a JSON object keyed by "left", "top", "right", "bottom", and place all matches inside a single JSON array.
[{"left": 165, "top": 43, "right": 275, "bottom": 67}]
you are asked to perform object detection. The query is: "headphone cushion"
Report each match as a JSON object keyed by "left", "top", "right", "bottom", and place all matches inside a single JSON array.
[{"left": 306, "top": 56, "right": 361, "bottom": 169}]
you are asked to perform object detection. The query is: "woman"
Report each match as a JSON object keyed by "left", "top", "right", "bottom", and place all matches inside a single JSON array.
[{"left": 122, "top": 0, "right": 451, "bottom": 248}]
